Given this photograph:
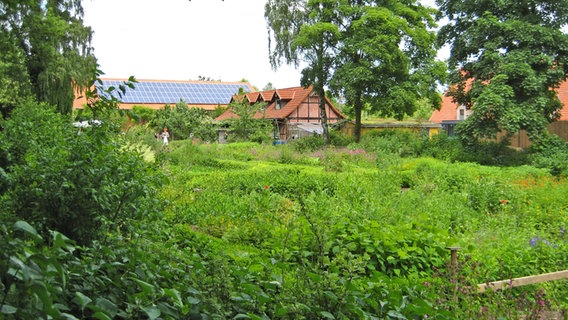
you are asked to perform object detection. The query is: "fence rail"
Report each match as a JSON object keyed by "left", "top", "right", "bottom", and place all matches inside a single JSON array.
[{"left": 477, "top": 270, "right": 568, "bottom": 293}]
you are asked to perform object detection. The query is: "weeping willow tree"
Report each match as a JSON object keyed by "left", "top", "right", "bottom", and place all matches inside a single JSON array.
[{"left": 0, "top": 0, "right": 96, "bottom": 114}]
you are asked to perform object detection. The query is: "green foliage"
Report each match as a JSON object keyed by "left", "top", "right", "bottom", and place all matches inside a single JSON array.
[
  {"left": 0, "top": 0, "right": 96, "bottom": 114},
  {"left": 224, "top": 97, "right": 272, "bottom": 143},
  {"left": 128, "top": 105, "right": 156, "bottom": 124},
  {"left": 353, "top": 127, "right": 528, "bottom": 167},
  {"left": 0, "top": 100, "right": 161, "bottom": 245},
  {"left": 528, "top": 133, "right": 568, "bottom": 176},
  {"left": 266, "top": 0, "right": 340, "bottom": 144},
  {"left": 289, "top": 134, "right": 326, "bottom": 152},
  {"left": 358, "top": 129, "right": 424, "bottom": 157},
  {"left": 329, "top": 129, "right": 354, "bottom": 147},
  {"left": 410, "top": 97, "right": 438, "bottom": 122},
  {"left": 211, "top": 104, "right": 228, "bottom": 119},
  {"left": 437, "top": 0, "right": 568, "bottom": 142},
  {"left": 420, "top": 131, "right": 465, "bottom": 161},
  {"left": 330, "top": 2, "right": 444, "bottom": 141},
  {"left": 149, "top": 101, "right": 216, "bottom": 142},
  {"left": 2, "top": 135, "right": 568, "bottom": 318},
  {"left": 155, "top": 140, "right": 568, "bottom": 317}
]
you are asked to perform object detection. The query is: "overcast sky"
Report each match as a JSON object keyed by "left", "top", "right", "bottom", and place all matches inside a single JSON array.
[{"left": 82, "top": 0, "right": 440, "bottom": 90}]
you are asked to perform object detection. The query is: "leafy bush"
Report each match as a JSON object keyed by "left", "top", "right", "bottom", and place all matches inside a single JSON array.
[
  {"left": 289, "top": 134, "right": 326, "bottom": 152},
  {"left": 149, "top": 101, "right": 216, "bottom": 142},
  {"left": 528, "top": 133, "right": 568, "bottom": 176},
  {"left": 329, "top": 129, "right": 354, "bottom": 147},
  {"left": 0, "top": 101, "right": 161, "bottom": 245},
  {"left": 358, "top": 129, "right": 424, "bottom": 157},
  {"left": 222, "top": 98, "right": 273, "bottom": 143},
  {"left": 128, "top": 105, "right": 155, "bottom": 124},
  {"left": 420, "top": 131, "right": 465, "bottom": 161}
]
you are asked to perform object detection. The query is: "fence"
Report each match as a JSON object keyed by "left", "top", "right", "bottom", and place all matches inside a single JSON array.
[
  {"left": 445, "top": 247, "right": 568, "bottom": 294},
  {"left": 477, "top": 270, "right": 568, "bottom": 293},
  {"left": 492, "top": 121, "right": 568, "bottom": 149}
]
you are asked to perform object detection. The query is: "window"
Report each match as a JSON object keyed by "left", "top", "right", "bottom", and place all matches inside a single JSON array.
[
  {"left": 457, "top": 105, "right": 468, "bottom": 121},
  {"left": 275, "top": 99, "right": 286, "bottom": 110}
]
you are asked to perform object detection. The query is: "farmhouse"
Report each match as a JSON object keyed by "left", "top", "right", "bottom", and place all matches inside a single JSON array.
[
  {"left": 73, "top": 78, "right": 255, "bottom": 111},
  {"left": 429, "top": 80, "right": 568, "bottom": 147},
  {"left": 215, "top": 86, "right": 345, "bottom": 141}
]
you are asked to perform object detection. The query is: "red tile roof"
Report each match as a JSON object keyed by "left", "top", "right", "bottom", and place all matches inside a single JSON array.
[
  {"left": 429, "top": 92, "right": 459, "bottom": 122},
  {"left": 430, "top": 80, "right": 568, "bottom": 122},
  {"left": 216, "top": 86, "right": 345, "bottom": 121}
]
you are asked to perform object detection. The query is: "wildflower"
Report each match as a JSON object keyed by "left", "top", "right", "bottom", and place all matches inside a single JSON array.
[
  {"left": 529, "top": 236, "right": 540, "bottom": 247},
  {"left": 530, "top": 236, "right": 558, "bottom": 248},
  {"left": 423, "top": 281, "right": 430, "bottom": 287},
  {"left": 423, "top": 315, "right": 428, "bottom": 319},
  {"left": 500, "top": 199, "right": 508, "bottom": 204},
  {"left": 481, "top": 306, "right": 487, "bottom": 313},
  {"left": 265, "top": 185, "right": 269, "bottom": 190}
]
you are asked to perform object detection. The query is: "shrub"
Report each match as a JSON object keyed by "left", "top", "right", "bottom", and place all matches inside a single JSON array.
[
  {"left": 0, "top": 101, "right": 161, "bottom": 245},
  {"left": 329, "top": 130, "right": 354, "bottom": 147},
  {"left": 289, "top": 135, "right": 326, "bottom": 152},
  {"left": 528, "top": 134, "right": 568, "bottom": 176},
  {"left": 420, "top": 132, "right": 464, "bottom": 161},
  {"left": 149, "top": 101, "right": 217, "bottom": 142},
  {"left": 359, "top": 129, "right": 424, "bottom": 157},
  {"left": 129, "top": 105, "right": 155, "bottom": 124}
]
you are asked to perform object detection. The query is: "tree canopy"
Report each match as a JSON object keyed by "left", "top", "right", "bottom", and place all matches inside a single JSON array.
[
  {"left": 331, "top": 1, "right": 445, "bottom": 142},
  {"left": 437, "top": 0, "right": 568, "bottom": 143},
  {"left": 0, "top": 0, "right": 96, "bottom": 115},
  {"left": 266, "top": 0, "right": 445, "bottom": 143}
]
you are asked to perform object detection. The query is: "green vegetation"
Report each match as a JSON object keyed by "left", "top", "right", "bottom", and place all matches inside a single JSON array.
[
  {"left": 438, "top": 0, "right": 568, "bottom": 143},
  {"left": 265, "top": 0, "right": 445, "bottom": 143},
  {"left": 1, "top": 1, "right": 568, "bottom": 319},
  {"left": 2, "top": 117, "right": 568, "bottom": 318},
  {"left": 149, "top": 100, "right": 217, "bottom": 142},
  {"left": 0, "top": 0, "right": 96, "bottom": 115}
]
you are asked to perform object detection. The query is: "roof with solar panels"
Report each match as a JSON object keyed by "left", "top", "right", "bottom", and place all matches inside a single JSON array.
[{"left": 73, "top": 78, "right": 255, "bottom": 111}]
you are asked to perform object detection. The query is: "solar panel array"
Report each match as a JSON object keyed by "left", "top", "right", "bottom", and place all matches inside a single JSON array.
[{"left": 100, "top": 80, "right": 253, "bottom": 105}]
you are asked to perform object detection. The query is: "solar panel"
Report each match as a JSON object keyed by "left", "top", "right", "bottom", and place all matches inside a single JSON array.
[{"left": 99, "top": 80, "right": 252, "bottom": 105}]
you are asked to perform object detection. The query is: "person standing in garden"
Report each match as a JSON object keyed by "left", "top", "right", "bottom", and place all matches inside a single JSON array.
[{"left": 161, "top": 127, "right": 170, "bottom": 145}]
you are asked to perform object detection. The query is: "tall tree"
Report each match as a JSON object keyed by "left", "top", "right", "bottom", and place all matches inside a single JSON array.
[
  {"left": 437, "top": 0, "right": 568, "bottom": 143},
  {"left": 0, "top": 0, "right": 96, "bottom": 114},
  {"left": 265, "top": 0, "right": 340, "bottom": 144},
  {"left": 331, "top": 1, "right": 445, "bottom": 142}
]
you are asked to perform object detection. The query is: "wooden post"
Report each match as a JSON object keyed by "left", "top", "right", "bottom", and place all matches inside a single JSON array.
[
  {"left": 446, "top": 246, "right": 461, "bottom": 275},
  {"left": 446, "top": 246, "right": 462, "bottom": 306}
]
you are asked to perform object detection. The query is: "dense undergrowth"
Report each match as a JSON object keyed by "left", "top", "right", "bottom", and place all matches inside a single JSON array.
[{"left": 1, "top": 111, "right": 568, "bottom": 318}]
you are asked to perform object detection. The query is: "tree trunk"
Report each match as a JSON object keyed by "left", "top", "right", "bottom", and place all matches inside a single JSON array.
[
  {"left": 316, "top": 86, "right": 330, "bottom": 144},
  {"left": 354, "top": 92, "right": 363, "bottom": 143}
]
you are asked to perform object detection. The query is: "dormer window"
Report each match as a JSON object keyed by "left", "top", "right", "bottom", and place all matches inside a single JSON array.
[
  {"left": 457, "top": 105, "right": 469, "bottom": 120},
  {"left": 275, "top": 99, "right": 286, "bottom": 110}
]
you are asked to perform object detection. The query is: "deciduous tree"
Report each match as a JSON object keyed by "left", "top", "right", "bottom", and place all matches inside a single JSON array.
[
  {"left": 437, "top": 0, "right": 568, "bottom": 143},
  {"left": 331, "top": 1, "right": 445, "bottom": 142}
]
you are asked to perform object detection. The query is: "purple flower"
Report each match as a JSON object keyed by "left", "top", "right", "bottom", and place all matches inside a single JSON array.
[
  {"left": 529, "top": 236, "right": 540, "bottom": 247},
  {"left": 530, "top": 236, "right": 558, "bottom": 248}
]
